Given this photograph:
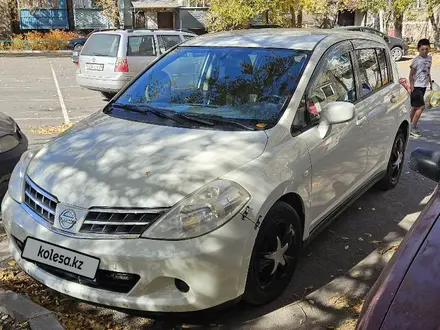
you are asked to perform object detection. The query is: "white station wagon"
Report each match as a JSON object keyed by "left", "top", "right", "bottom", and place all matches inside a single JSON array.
[{"left": 2, "top": 29, "right": 410, "bottom": 313}]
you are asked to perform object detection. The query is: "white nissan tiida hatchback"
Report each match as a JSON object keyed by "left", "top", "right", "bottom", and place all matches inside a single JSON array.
[{"left": 2, "top": 29, "right": 410, "bottom": 313}]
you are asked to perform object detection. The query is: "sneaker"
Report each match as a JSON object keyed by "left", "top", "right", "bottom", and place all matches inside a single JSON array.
[{"left": 410, "top": 127, "right": 421, "bottom": 137}]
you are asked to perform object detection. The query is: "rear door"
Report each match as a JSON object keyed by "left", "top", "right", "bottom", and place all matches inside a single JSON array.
[
  {"left": 126, "top": 34, "right": 157, "bottom": 76},
  {"left": 79, "top": 33, "right": 121, "bottom": 78},
  {"left": 352, "top": 40, "right": 399, "bottom": 174},
  {"left": 156, "top": 34, "right": 183, "bottom": 55}
]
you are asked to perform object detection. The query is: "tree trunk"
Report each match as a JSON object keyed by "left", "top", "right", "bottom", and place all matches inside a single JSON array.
[
  {"left": 394, "top": 13, "right": 403, "bottom": 38},
  {"left": 428, "top": 7, "right": 440, "bottom": 43},
  {"left": 297, "top": 9, "right": 302, "bottom": 27},
  {"left": 290, "top": 6, "right": 296, "bottom": 28}
]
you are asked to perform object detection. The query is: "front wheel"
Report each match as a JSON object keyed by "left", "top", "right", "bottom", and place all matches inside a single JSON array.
[
  {"left": 391, "top": 47, "right": 403, "bottom": 61},
  {"left": 243, "top": 201, "right": 302, "bottom": 305},
  {"left": 376, "top": 130, "right": 406, "bottom": 190}
]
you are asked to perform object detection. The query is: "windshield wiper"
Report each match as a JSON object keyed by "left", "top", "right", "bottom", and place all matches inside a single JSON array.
[
  {"left": 202, "top": 115, "right": 256, "bottom": 131},
  {"left": 110, "top": 103, "right": 182, "bottom": 123},
  {"left": 173, "top": 113, "right": 215, "bottom": 127}
]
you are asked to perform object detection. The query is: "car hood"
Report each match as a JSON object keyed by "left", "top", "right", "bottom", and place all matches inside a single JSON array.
[
  {"left": 0, "top": 112, "right": 16, "bottom": 138},
  {"left": 27, "top": 112, "right": 268, "bottom": 208}
]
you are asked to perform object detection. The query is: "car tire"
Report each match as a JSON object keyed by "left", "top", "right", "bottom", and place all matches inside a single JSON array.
[
  {"left": 243, "top": 201, "right": 302, "bottom": 305},
  {"left": 391, "top": 47, "right": 403, "bottom": 61},
  {"left": 376, "top": 130, "right": 406, "bottom": 190},
  {"left": 100, "top": 92, "right": 116, "bottom": 101}
]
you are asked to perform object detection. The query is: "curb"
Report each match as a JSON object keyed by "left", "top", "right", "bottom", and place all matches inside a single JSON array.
[
  {"left": 0, "top": 51, "right": 72, "bottom": 58},
  {"left": 0, "top": 291, "right": 64, "bottom": 329}
]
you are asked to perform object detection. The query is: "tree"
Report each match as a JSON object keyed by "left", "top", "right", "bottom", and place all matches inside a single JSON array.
[
  {"left": 95, "top": 0, "right": 120, "bottom": 27},
  {"left": 207, "top": 0, "right": 271, "bottom": 31},
  {"left": 427, "top": 0, "right": 440, "bottom": 42}
]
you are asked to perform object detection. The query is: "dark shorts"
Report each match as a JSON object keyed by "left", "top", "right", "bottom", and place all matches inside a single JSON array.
[{"left": 410, "top": 87, "right": 427, "bottom": 107}]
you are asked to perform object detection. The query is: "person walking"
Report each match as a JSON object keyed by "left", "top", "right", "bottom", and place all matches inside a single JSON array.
[{"left": 409, "top": 39, "right": 432, "bottom": 137}]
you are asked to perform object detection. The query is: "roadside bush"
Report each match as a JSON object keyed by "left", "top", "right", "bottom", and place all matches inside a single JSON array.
[{"left": 2, "top": 30, "right": 79, "bottom": 51}]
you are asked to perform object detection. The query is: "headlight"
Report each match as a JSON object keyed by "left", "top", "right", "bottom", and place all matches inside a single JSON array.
[
  {"left": 0, "top": 135, "right": 19, "bottom": 153},
  {"left": 142, "top": 180, "right": 251, "bottom": 240},
  {"left": 8, "top": 149, "right": 38, "bottom": 203}
]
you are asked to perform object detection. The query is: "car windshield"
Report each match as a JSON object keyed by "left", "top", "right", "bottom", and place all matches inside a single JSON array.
[
  {"left": 113, "top": 46, "right": 309, "bottom": 129},
  {"left": 81, "top": 34, "right": 120, "bottom": 57}
]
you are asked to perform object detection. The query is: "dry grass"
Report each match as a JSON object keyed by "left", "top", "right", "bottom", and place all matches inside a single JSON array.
[{"left": 30, "top": 123, "right": 74, "bottom": 135}]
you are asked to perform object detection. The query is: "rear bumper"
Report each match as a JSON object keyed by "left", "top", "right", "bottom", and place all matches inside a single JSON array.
[{"left": 76, "top": 73, "right": 132, "bottom": 93}]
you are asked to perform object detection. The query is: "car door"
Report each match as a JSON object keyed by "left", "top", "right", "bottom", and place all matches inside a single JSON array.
[
  {"left": 352, "top": 41, "right": 399, "bottom": 174},
  {"left": 126, "top": 34, "right": 157, "bottom": 77},
  {"left": 294, "top": 41, "right": 369, "bottom": 228}
]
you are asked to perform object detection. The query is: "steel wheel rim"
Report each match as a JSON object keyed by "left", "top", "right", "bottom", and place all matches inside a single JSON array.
[
  {"left": 390, "top": 136, "right": 405, "bottom": 181},
  {"left": 392, "top": 48, "right": 402, "bottom": 61},
  {"left": 255, "top": 220, "right": 297, "bottom": 289}
]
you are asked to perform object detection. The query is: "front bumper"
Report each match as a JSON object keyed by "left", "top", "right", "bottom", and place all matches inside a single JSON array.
[
  {"left": 1, "top": 194, "right": 253, "bottom": 312},
  {"left": 76, "top": 73, "right": 132, "bottom": 93}
]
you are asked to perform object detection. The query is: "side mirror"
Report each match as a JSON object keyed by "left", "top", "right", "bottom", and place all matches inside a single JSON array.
[
  {"left": 409, "top": 148, "right": 440, "bottom": 182},
  {"left": 318, "top": 101, "right": 355, "bottom": 138}
]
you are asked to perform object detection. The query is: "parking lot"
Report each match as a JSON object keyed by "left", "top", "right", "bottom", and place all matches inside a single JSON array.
[
  {"left": 0, "top": 56, "right": 439, "bottom": 329},
  {"left": 0, "top": 56, "right": 106, "bottom": 147}
]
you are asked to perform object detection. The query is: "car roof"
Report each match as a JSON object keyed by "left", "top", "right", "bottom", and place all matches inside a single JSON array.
[
  {"left": 183, "top": 28, "right": 384, "bottom": 51},
  {"left": 93, "top": 29, "right": 194, "bottom": 36}
]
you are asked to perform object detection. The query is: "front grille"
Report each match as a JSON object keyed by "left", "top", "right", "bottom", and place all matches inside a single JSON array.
[
  {"left": 24, "top": 177, "right": 58, "bottom": 225},
  {"left": 13, "top": 236, "right": 139, "bottom": 293},
  {"left": 80, "top": 209, "right": 165, "bottom": 236}
]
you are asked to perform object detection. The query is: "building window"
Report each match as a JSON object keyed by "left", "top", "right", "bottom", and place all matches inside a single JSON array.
[{"left": 184, "top": 0, "right": 209, "bottom": 7}]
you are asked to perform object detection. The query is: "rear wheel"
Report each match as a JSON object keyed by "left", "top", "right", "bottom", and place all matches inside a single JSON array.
[
  {"left": 100, "top": 92, "right": 116, "bottom": 101},
  {"left": 391, "top": 47, "right": 403, "bottom": 61},
  {"left": 376, "top": 130, "right": 406, "bottom": 190},
  {"left": 243, "top": 201, "right": 302, "bottom": 305}
]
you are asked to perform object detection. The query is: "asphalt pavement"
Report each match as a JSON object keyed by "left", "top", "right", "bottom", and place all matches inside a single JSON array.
[{"left": 0, "top": 56, "right": 438, "bottom": 329}]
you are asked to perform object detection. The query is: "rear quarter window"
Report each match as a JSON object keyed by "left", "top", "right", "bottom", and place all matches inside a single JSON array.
[
  {"left": 127, "top": 36, "right": 156, "bottom": 56},
  {"left": 81, "top": 34, "right": 120, "bottom": 57}
]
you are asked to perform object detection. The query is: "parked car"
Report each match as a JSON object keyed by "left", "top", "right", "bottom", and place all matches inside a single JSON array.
[
  {"left": 356, "top": 147, "right": 440, "bottom": 329},
  {"left": 0, "top": 113, "right": 28, "bottom": 211},
  {"left": 3, "top": 28, "right": 410, "bottom": 314},
  {"left": 68, "top": 29, "right": 114, "bottom": 64},
  {"left": 335, "top": 26, "right": 409, "bottom": 61},
  {"left": 76, "top": 29, "right": 196, "bottom": 99}
]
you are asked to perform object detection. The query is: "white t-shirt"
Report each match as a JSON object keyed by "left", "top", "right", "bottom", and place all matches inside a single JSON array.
[{"left": 411, "top": 55, "right": 432, "bottom": 87}]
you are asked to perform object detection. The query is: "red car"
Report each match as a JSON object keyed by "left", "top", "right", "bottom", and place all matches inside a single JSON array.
[{"left": 357, "top": 147, "right": 440, "bottom": 329}]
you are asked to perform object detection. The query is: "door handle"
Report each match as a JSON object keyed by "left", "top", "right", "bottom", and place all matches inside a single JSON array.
[
  {"left": 390, "top": 95, "right": 397, "bottom": 103},
  {"left": 356, "top": 116, "right": 367, "bottom": 126}
]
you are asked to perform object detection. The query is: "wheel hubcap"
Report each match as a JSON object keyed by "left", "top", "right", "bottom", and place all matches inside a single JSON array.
[
  {"left": 257, "top": 222, "right": 296, "bottom": 288},
  {"left": 392, "top": 48, "right": 401, "bottom": 60},
  {"left": 390, "top": 137, "right": 404, "bottom": 180}
]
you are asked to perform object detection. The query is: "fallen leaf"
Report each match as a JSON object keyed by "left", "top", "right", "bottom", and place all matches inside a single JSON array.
[
  {"left": 358, "top": 237, "right": 364, "bottom": 241},
  {"left": 7, "top": 260, "right": 16, "bottom": 266},
  {"left": 364, "top": 233, "right": 372, "bottom": 237},
  {"left": 344, "top": 245, "right": 349, "bottom": 250},
  {"left": 329, "top": 229, "right": 335, "bottom": 234},
  {"left": 370, "top": 240, "right": 381, "bottom": 244},
  {"left": 341, "top": 237, "right": 349, "bottom": 240},
  {"left": 371, "top": 208, "right": 376, "bottom": 211},
  {"left": 358, "top": 207, "right": 362, "bottom": 210}
]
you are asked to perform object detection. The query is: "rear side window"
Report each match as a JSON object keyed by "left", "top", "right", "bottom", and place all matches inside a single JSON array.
[
  {"left": 356, "top": 49, "right": 381, "bottom": 97},
  {"left": 376, "top": 48, "right": 390, "bottom": 85},
  {"left": 127, "top": 36, "right": 156, "bottom": 56},
  {"left": 157, "top": 35, "right": 182, "bottom": 53},
  {"left": 81, "top": 34, "right": 120, "bottom": 57}
]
